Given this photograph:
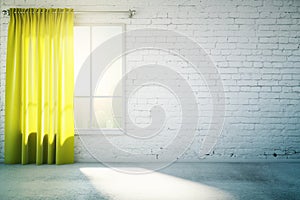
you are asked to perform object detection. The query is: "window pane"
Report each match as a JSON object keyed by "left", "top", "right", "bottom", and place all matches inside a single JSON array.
[
  {"left": 91, "top": 26, "right": 123, "bottom": 52},
  {"left": 91, "top": 26, "right": 123, "bottom": 96},
  {"left": 92, "top": 97, "right": 122, "bottom": 128},
  {"left": 94, "top": 57, "right": 122, "bottom": 96},
  {"left": 74, "top": 25, "right": 124, "bottom": 130},
  {"left": 74, "top": 26, "right": 90, "bottom": 96},
  {"left": 74, "top": 98, "right": 90, "bottom": 129}
]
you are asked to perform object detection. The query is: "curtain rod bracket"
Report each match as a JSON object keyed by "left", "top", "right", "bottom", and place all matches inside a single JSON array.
[
  {"left": 129, "top": 9, "right": 136, "bottom": 18},
  {"left": 2, "top": 9, "right": 9, "bottom": 16}
]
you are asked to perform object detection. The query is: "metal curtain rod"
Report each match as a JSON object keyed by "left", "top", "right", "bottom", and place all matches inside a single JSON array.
[{"left": 2, "top": 9, "right": 136, "bottom": 18}]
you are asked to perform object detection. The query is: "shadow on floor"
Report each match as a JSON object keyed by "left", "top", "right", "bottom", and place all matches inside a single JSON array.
[{"left": 0, "top": 162, "right": 299, "bottom": 200}]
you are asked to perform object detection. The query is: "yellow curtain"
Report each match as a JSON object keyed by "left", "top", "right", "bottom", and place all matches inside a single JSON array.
[{"left": 5, "top": 8, "right": 74, "bottom": 165}]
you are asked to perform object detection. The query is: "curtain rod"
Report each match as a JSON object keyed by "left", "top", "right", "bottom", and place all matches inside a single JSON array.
[{"left": 2, "top": 9, "right": 136, "bottom": 18}]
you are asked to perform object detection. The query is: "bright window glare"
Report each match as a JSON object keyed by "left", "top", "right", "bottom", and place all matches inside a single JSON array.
[
  {"left": 94, "top": 58, "right": 122, "bottom": 96},
  {"left": 74, "top": 25, "right": 123, "bottom": 129},
  {"left": 74, "top": 26, "right": 90, "bottom": 96},
  {"left": 80, "top": 167, "right": 234, "bottom": 200},
  {"left": 92, "top": 97, "right": 122, "bottom": 128}
]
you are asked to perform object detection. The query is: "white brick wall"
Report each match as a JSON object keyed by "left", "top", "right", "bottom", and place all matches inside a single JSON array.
[{"left": 0, "top": 0, "right": 299, "bottom": 162}]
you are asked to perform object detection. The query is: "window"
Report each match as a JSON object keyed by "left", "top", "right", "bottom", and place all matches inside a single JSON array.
[{"left": 74, "top": 24, "right": 124, "bottom": 130}]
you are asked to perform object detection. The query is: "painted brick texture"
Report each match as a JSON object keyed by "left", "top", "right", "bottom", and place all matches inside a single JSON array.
[{"left": 0, "top": 0, "right": 299, "bottom": 162}]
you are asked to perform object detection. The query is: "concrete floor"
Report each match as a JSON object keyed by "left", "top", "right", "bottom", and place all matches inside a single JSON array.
[{"left": 0, "top": 162, "right": 299, "bottom": 200}]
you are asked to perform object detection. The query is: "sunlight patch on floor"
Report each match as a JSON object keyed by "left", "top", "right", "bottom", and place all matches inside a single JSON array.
[{"left": 80, "top": 167, "right": 235, "bottom": 200}]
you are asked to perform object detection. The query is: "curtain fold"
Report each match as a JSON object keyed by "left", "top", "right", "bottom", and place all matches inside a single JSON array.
[{"left": 5, "top": 8, "right": 74, "bottom": 165}]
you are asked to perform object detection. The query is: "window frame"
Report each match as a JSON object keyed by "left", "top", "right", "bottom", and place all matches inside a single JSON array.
[{"left": 73, "top": 23, "right": 126, "bottom": 133}]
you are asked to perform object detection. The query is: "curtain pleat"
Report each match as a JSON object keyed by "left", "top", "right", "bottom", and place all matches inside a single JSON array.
[{"left": 5, "top": 8, "right": 74, "bottom": 165}]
